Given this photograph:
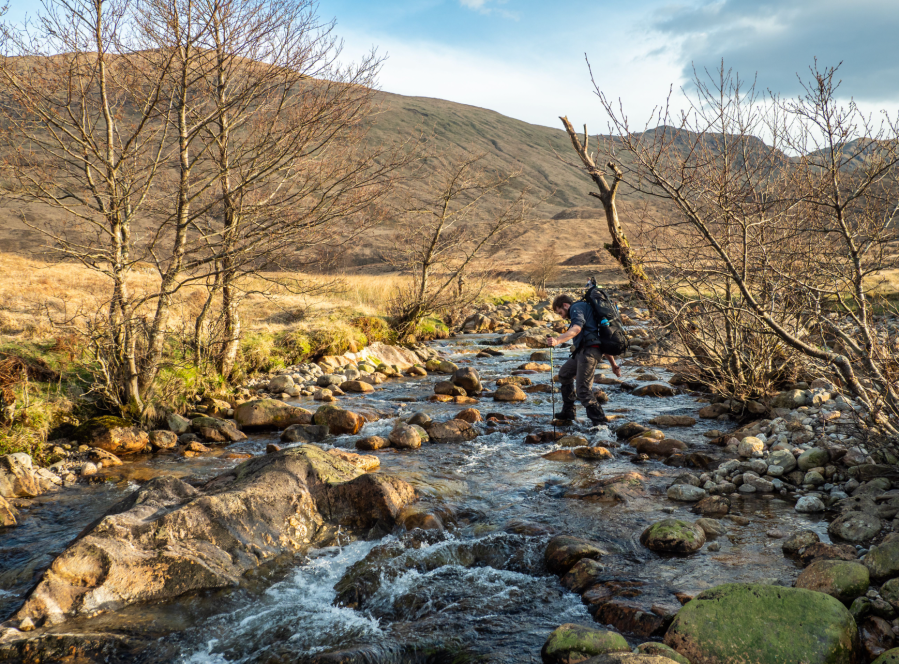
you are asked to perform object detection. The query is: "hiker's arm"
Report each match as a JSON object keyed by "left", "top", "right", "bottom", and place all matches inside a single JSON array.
[
  {"left": 548, "top": 325, "right": 581, "bottom": 347},
  {"left": 605, "top": 354, "right": 622, "bottom": 377}
]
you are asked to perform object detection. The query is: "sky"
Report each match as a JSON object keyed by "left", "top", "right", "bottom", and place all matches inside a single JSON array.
[{"left": 5, "top": 0, "right": 898, "bottom": 130}]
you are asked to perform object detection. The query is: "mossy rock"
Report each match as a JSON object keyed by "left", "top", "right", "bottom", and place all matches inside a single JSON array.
[
  {"left": 873, "top": 648, "right": 899, "bottom": 664},
  {"left": 73, "top": 416, "right": 148, "bottom": 454},
  {"left": 545, "top": 535, "right": 606, "bottom": 575},
  {"left": 664, "top": 583, "right": 860, "bottom": 664},
  {"left": 636, "top": 643, "right": 690, "bottom": 664},
  {"left": 866, "top": 540, "right": 899, "bottom": 581},
  {"left": 640, "top": 519, "right": 705, "bottom": 554},
  {"left": 541, "top": 623, "right": 629, "bottom": 664},
  {"left": 795, "top": 560, "right": 870, "bottom": 604}
]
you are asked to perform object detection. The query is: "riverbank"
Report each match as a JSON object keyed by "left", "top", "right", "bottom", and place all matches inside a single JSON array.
[{"left": 2, "top": 288, "right": 899, "bottom": 663}]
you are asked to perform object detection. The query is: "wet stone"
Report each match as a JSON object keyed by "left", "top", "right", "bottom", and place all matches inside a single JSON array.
[{"left": 545, "top": 535, "right": 607, "bottom": 575}]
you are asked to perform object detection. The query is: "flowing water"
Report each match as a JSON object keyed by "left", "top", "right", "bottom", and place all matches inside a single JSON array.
[{"left": 0, "top": 335, "right": 833, "bottom": 663}]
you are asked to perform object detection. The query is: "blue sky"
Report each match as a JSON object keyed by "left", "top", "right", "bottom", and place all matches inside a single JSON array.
[{"left": 6, "top": 0, "right": 898, "bottom": 129}]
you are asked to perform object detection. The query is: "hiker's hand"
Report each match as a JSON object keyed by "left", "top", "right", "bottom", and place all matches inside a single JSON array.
[
  {"left": 612, "top": 365, "right": 622, "bottom": 378},
  {"left": 546, "top": 336, "right": 558, "bottom": 347}
]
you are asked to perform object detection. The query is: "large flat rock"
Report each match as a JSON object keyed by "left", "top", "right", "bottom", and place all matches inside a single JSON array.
[{"left": 11, "top": 445, "right": 416, "bottom": 627}]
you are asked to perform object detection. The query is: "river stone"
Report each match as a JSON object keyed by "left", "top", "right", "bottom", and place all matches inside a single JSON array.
[
  {"left": 769, "top": 449, "right": 797, "bottom": 473},
  {"left": 616, "top": 422, "right": 649, "bottom": 440},
  {"left": 667, "top": 484, "right": 707, "bottom": 502},
  {"left": 340, "top": 381, "right": 374, "bottom": 394},
  {"left": 882, "top": 578, "right": 899, "bottom": 607},
  {"left": 795, "top": 560, "right": 870, "bottom": 604},
  {"left": 148, "top": 430, "right": 178, "bottom": 450},
  {"left": 408, "top": 412, "right": 431, "bottom": 427},
  {"left": 12, "top": 445, "right": 416, "bottom": 626},
  {"left": 166, "top": 412, "right": 191, "bottom": 435},
  {"left": 268, "top": 375, "right": 294, "bottom": 392},
  {"left": 695, "top": 518, "right": 727, "bottom": 538},
  {"left": 798, "top": 448, "right": 830, "bottom": 471},
  {"left": 665, "top": 583, "right": 860, "bottom": 664},
  {"left": 428, "top": 419, "right": 478, "bottom": 443},
  {"left": 632, "top": 439, "right": 688, "bottom": 457},
  {"left": 795, "top": 495, "right": 826, "bottom": 513},
  {"left": 497, "top": 376, "right": 532, "bottom": 387},
  {"left": 737, "top": 436, "right": 764, "bottom": 458},
  {"left": 313, "top": 406, "right": 365, "bottom": 436},
  {"left": 865, "top": 541, "right": 899, "bottom": 581},
  {"left": 632, "top": 384, "right": 676, "bottom": 397},
  {"left": 692, "top": 496, "right": 730, "bottom": 516},
  {"left": 640, "top": 519, "right": 706, "bottom": 553},
  {"left": 573, "top": 446, "right": 613, "bottom": 461},
  {"left": 327, "top": 448, "right": 380, "bottom": 473},
  {"left": 74, "top": 417, "right": 149, "bottom": 455},
  {"left": 561, "top": 559, "right": 607, "bottom": 593},
  {"left": 541, "top": 623, "right": 629, "bottom": 664},
  {"left": 281, "top": 424, "right": 328, "bottom": 444},
  {"left": 873, "top": 649, "right": 899, "bottom": 664},
  {"left": 558, "top": 435, "right": 589, "bottom": 447},
  {"left": 545, "top": 535, "right": 607, "bottom": 575},
  {"left": 435, "top": 381, "right": 466, "bottom": 397},
  {"left": 828, "top": 512, "right": 883, "bottom": 543},
  {"left": 454, "top": 408, "right": 482, "bottom": 423},
  {"left": 190, "top": 417, "right": 247, "bottom": 443},
  {"left": 437, "top": 361, "right": 459, "bottom": 374},
  {"left": 783, "top": 530, "right": 820, "bottom": 555},
  {"left": 316, "top": 374, "right": 344, "bottom": 388},
  {"left": 635, "top": 643, "right": 690, "bottom": 664},
  {"left": 648, "top": 415, "right": 696, "bottom": 427},
  {"left": 234, "top": 399, "right": 313, "bottom": 429},
  {"left": 580, "top": 656, "right": 684, "bottom": 664},
  {"left": 452, "top": 367, "right": 482, "bottom": 393},
  {"left": 388, "top": 424, "right": 422, "bottom": 450},
  {"left": 0, "top": 454, "right": 42, "bottom": 499},
  {"left": 494, "top": 384, "right": 527, "bottom": 402},
  {"left": 0, "top": 494, "right": 17, "bottom": 526}
]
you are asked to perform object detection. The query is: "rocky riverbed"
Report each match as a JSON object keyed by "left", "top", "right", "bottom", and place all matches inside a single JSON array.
[{"left": 2, "top": 294, "right": 899, "bottom": 663}]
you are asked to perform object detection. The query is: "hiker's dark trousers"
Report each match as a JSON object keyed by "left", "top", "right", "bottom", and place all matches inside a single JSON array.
[{"left": 558, "top": 346, "right": 603, "bottom": 408}]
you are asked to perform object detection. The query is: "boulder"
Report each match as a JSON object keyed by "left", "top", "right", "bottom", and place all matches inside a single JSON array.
[
  {"left": 437, "top": 361, "right": 459, "bottom": 374},
  {"left": 452, "top": 367, "right": 482, "bottom": 393},
  {"left": 541, "top": 623, "right": 629, "bottom": 664},
  {"left": 148, "top": 430, "right": 178, "bottom": 450},
  {"left": 234, "top": 400, "right": 313, "bottom": 429},
  {"left": 873, "top": 649, "right": 899, "bottom": 664},
  {"left": 616, "top": 422, "right": 649, "bottom": 440},
  {"left": 327, "top": 448, "right": 380, "bottom": 472},
  {"left": 73, "top": 417, "right": 149, "bottom": 454},
  {"left": 828, "top": 512, "right": 883, "bottom": 543},
  {"left": 695, "top": 518, "right": 727, "bottom": 538},
  {"left": 558, "top": 435, "right": 589, "bottom": 447},
  {"left": 640, "top": 519, "right": 706, "bottom": 554},
  {"left": 317, "top": 374, "right": 344, "bottom": 388},
  {"left": 428, "top": 419, "right": 478, "bottom": 443},
  {"left": 579, "top": 656, "right": 682, "bottom": 664},
  {"left": 573, "top": 447, "right": 613, "bottom": 461},
  {"left": 355, "top": 436, "right": 390, "bottom": 451},
  {"left": 666, "top": 584, "right": 859, "bottom": 664},
  {"left": 692, "top": 496, "right": 730, "bottom": 516},
  {"left": 648, "top": 415, "right": 696, "bottom": 427},
  {"left": 496, "top": 376, "right": 532, "bottom": 387},
  {"left": 494, "top": 384, "right": 527, "bottom": 402},
  {"left": 545, "top": 534, "right": 607, "bottom": 575},
  {"left": 388, "top": 424, "right": 422, "bottom": 450},
  {"left": 698, "top": 403, "right": 729, "bottom": 419},
  {"left": 340, "top": 381, "right": 374, "bottom": 394},
  {"left": 795, "top": 496, "right": 826, "bottom": 513},
  {"left": 632, "top": 384, "right": 676, "bottom": 397},
  {"left": 190, "top": 417, "right": 247, "bottom": 443},
  {"left": 865, "top": 540, "right": 899, "bottom": 581},
  {"left": 561, "top": 559, "right": 607, "bottom": 593},
  {"left": 313, "top": 406, "right": 365, "bottom": 436},
  {"left": 795, "top": 560, "right": 870, "bottom": 604},
  {"left": 281, "top": 424, "right": 329, "bottom": 444},
  {"left": 12, "top": 445, "right": 417, "bottom": 626},
  {"left": 435, "top": 381, "right": 467, "bottom": 397}
]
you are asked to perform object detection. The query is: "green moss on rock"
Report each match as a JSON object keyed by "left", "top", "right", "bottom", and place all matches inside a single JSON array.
[
  {"left": 665, "top": 583, "right": 860, "bottom": 664},
  {"left": 541, "top": 623, "right": 629, "bottom": 664}
]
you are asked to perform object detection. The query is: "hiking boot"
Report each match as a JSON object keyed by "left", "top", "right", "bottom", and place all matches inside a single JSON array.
[
  {"left": 557, "top": 403, "right": 577, "bottom": 422},
  {"left": 585, "top": 403, "right": 609, "bottom": 426}
]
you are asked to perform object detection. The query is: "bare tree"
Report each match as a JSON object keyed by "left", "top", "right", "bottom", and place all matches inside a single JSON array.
[
  {"left": 589, "top": 62, "right": 899, "bottom": 429},
  {"left": 526, "top": 242, "right": 560, "bottom": 293},
  {"left": 387, "top": 151, "right": 535, "bottom": 336}
]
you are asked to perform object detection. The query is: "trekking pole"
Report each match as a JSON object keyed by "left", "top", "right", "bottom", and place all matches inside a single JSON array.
[{"left": 549, "top": 341, "right": 556, "bottom": 437}]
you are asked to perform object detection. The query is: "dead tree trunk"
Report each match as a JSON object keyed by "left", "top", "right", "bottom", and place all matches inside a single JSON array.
[{"left": 560, "top": 116, "right": 657, "bottom": 307}]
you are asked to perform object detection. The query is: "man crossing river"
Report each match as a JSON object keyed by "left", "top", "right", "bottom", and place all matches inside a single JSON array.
[{"left": 546, "top": 293, "right": 621, "bottom": 426}]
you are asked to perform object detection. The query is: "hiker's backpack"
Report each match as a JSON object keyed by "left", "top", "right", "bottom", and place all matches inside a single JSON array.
[{"left": 583, "top": 286, "right": 629, "bottom": 356}]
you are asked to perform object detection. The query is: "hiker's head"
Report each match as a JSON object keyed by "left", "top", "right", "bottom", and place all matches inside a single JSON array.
[{"left": 552, "top": 294, "right": 574, "bottom": 318}]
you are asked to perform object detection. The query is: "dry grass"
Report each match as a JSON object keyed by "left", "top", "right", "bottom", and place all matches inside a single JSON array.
[{"left": 0, "top": 252, "right": 534, "bottom": 339}]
